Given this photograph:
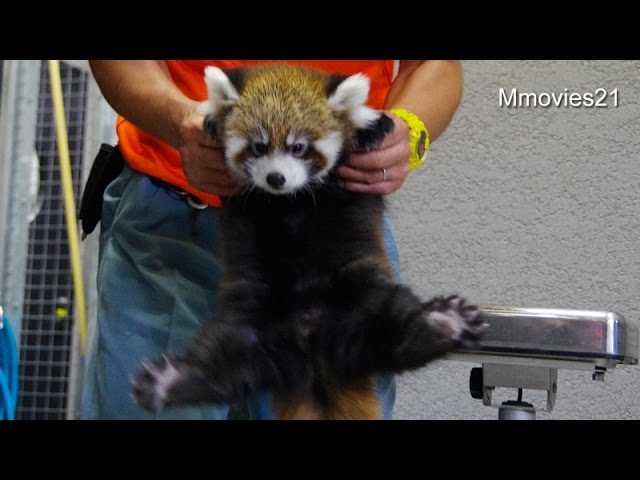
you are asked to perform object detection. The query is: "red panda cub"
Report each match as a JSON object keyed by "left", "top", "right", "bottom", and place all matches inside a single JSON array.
[{"left": 132, "top": 64, "right": 485, "bottom": 419}]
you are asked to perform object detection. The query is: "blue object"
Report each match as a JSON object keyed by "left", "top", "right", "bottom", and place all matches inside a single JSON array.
[
  {"left": 0, "top": 309, "right": 19, "bottom": 420},
  {"left": 81, "top": 165, "right": 399, "bottom": 419}
]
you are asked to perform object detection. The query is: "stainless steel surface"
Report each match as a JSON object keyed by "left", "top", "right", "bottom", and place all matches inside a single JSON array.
[
  {"left": 0, "top": 60, "right": 42, "bottom": 342},
  {"left": 459, "top": 306, "right": 639, "bottom": 366}
]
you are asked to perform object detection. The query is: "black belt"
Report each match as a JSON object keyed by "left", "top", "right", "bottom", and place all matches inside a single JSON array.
[{"left": 80, "top": 144, "right": 208, "bottom": 240}]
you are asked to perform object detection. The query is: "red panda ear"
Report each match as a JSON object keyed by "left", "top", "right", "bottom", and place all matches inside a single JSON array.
[
  {"left": 200, "top": 66, "right": 242, "bottom": 116},
  {"left": 327, "top": 73, "right": 380, "bottom": 129}
]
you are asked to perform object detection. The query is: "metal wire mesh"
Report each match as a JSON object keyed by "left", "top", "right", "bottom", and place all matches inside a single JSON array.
[{"left": 17, "top": 61, "right": 88, "bottom": 420}]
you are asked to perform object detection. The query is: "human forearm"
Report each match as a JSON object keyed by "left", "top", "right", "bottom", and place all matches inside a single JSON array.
[
  {"left": 89, "top": 60, "right": 238, "bottom": 195},
  {"left": 337, "top": 60, "right": 463, "bottom": 194},
  {"left": 89, "top": 60, "right": 197, "bottom": 149},
  {"left": 384, "top": 60, "right": 463, "bottom": 142}
]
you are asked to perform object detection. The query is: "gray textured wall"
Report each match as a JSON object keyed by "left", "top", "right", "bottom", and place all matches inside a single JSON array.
[{"left": 388, "top": 60, "right": 640, "bottom": 419}]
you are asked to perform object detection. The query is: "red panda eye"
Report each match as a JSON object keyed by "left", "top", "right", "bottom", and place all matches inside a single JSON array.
[
  {"left": 291, "top": 143, "right": 307, "bottom": 157},
  {"left": 252, "top": 142, "right": 268, "bottom": 156}
]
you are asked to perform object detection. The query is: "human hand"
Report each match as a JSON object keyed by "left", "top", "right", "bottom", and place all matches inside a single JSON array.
[
  {"left": 336, "top": 113, "right": 411, "bottom": 195},
  {"left": 178, "top": 111, "right": 241, "bottom": 196}
]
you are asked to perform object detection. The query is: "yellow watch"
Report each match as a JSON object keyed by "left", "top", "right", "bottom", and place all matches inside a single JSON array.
[{"left": 390, "top": 108, "right": 430, "bottom": 171}]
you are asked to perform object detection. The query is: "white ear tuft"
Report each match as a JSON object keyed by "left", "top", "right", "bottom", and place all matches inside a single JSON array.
[
  {"left": 202, "top": 66, "right": 240, "bottom": 116},
  {"left": 327, "top": 73, "right": 380, "bottom": 128}
]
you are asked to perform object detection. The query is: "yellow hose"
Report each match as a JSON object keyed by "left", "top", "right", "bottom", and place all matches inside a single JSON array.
[{"left": 47, "top": 60, "right": 87, "bottom": 355}]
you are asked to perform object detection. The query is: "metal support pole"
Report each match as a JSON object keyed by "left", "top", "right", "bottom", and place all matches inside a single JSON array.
[{"left": 0, "top": 60, "right": 41, "bottom": 343}]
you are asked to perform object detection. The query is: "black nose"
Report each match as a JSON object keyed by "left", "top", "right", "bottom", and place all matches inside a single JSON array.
[{"left": 266, "top": 172, "right": 286, "bottom": 188}]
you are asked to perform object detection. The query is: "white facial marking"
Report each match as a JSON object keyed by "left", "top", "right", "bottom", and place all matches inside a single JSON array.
[
  {"left": 327, "top": 73, "right": 380, "bottom": 128},
  {"left": 224, "top": 134, "right": 248, "bottom": 177},
  {"left": 203, "top": 66, "right": 240, "bottom": 116},
  {"left": 249, "top": 153, "right": 309, "bottom": 195},
  {"left": 313, "top": 131, "right": 343, "bottom": 173},
  {"left": 286, "top": 131, "right": 308, "bottom": 147},
  {"left": 257, "top": 126, "right": 269, "bottom": 144}
]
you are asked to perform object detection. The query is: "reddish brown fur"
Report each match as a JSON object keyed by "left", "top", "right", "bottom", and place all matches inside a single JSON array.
[{"left": 273, "top": 378, "right": 381, "bottom": 420}]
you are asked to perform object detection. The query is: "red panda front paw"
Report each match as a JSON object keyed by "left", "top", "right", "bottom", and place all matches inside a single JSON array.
[
  {"left": 422, "top": 296, "right": 488, "bottom": 348},
  {"left": 130, "top": 354, "right": 181, "bottom": 413}
]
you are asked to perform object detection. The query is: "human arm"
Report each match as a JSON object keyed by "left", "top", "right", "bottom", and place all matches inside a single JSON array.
[
  {"left": 88, "top": 60, "right": 239, "bottom": 196},
  {"left": 337, "top": 60, "right": 463, "bottom": 194}
]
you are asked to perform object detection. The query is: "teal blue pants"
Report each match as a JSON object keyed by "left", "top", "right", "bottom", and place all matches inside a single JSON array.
[{"left": 80, "top": 165, "right": 400, "bottom": 419}]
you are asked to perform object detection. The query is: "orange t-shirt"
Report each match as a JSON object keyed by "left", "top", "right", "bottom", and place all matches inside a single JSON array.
[{"left": 117, "top": 60, "right": 396, "bottom": 207}]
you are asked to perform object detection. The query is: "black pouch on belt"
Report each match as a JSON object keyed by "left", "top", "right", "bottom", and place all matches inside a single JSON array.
[{"left": 78, "top": 143, "right": 125, "bottom": 239}]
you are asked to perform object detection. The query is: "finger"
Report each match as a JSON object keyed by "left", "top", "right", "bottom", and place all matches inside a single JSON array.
[
  {"left": 186, "top": 167, "right": 236, "bottom": 186},
  {"left": 190, "top": 161, "right": 235, "bottom": 177},
  {"left": 182, "top": 151, "right": 232, "bottom": 176},
  {"left": 184, "top": 129, "right": 220, "bottom": 148},
  {"left": 185, "top": 164, "right": 240, "bottom": 192},
  {"left": 181, "top": 115, "right": 219, "bottom": 145},
  {"left": 198, "top": 139, "right": 223, "bottom": 149},
  {"left": 195, "top": 183, "right": 241, "bottom": 196},
  {"left": 182, "top": 144, "right": 226, "bottom": 163},
  {"left": 336, "top": 164, "right": 408, "bottom": 185},
  {"left": 202, "top": 174, "right": 239, "bottom": 188},
  {"left": 190, "top": 172, "right": 239, "bottom": 189},
  {"left": 346, "top": 141, "right": 411, "bottom": 170},
  {"left": 340, "top": 178, "right": 404, "bottom": 195},
  {"left": 194, "top": 130, "right": 224, "bottom": 149},
  {"left": 190, "top": 177, "right": 241, "bottom": 195}
]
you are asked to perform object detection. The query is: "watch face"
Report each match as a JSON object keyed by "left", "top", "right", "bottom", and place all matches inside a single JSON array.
[{"left": 417, "top": 131, "right": 427, "bottom": 160}]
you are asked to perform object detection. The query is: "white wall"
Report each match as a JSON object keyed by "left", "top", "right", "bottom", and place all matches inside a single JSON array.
[{"left": 389, "top": 60, "right": 640, "bottom": 419}]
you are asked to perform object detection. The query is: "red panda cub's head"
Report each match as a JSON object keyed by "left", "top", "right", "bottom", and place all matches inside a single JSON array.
[{"left": 200, "top": 64, "right": 386, "bottom": 195}]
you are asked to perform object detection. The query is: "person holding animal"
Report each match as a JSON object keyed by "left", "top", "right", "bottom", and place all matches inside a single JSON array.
[{"left": 81, "top": 60, "right": 475, "bottom": 420}]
